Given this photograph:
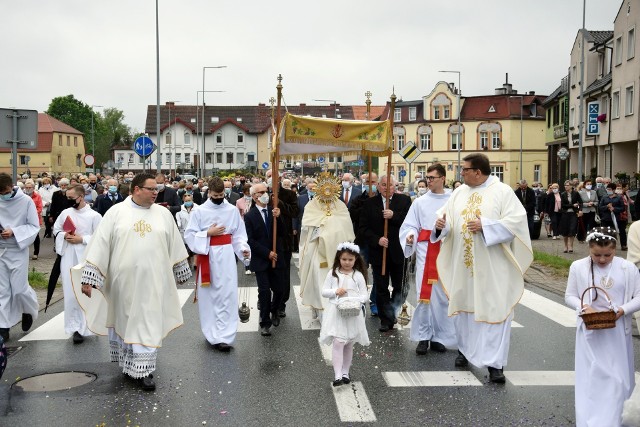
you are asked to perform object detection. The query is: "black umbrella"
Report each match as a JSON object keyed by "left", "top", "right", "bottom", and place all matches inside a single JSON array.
[{"left": 44, "top": 254, "right": 62, "bottom": 312}]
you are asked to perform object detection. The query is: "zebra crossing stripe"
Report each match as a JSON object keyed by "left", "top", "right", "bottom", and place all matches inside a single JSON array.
[
  {"left": 506, "top": 371, "right": 574, "bottom": 386},
  {"left": 518, "top": 289, "right": 576, "bottom": 327},
  {"left": 332, "top": 381, "right": 377, "bottom": 422},
  {"left": 293, "top": 286, "right": 322, "bottom": 330},
  {"left": 383, "top": 371, "right": 483, "bottom": 387}
]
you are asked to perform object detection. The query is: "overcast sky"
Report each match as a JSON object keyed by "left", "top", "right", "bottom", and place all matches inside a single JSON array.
[{"left": 0, "top": 0, "right": 619, "bottom": 132}]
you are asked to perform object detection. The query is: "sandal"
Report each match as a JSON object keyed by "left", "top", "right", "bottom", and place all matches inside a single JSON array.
[{"left": 563, "top": 250, "right": 568, "bottom": 253}]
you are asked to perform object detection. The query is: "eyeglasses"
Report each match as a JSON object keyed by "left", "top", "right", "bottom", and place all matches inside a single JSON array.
[
  {"left": 140, "top": 186, "right": 159, "bottom": 193},
  {"left": 461, "top": 167, "right": 478, "bottom": 173},
  {"left": 425, "top": 176, "right": 442, "bottom": 181}
]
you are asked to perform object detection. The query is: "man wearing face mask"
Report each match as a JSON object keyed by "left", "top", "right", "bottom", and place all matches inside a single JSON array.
[
  {"left": 293, "top": 179, "right": 317, "bottom": 247},
  {"left": 339, "top": 173, "right": 361, "bottom": 209},
  {"left": 595, "top": 176, "right": 608, "bottom": 200},
  {"left": 185, "top": 177, "right": 250, "bottom": 351},
  {"left": 93, "top": 179, "right": 125, "bottom": 216},
  {"left": 0, "top": 173, "right": 40, "bottom": 341},
  {"left": 38, "top": 177, "right": 58, "bottom": 238},
  {"left": 154, "top": 173, "right": 181, "bottom": 216},
  {"left": 53, "top": 184, "right": 102, "bottom": 344},
  {"left": 224, "top": 180, "right": 241, "bottom": 205}
]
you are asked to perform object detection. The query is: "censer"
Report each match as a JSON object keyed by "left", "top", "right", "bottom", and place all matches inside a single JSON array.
[
  {"left": 397, "top": 303, "right": 411, "bottom": 326},
  {"left": 239, "top": 257, "right": 251, "bottom": 323}
]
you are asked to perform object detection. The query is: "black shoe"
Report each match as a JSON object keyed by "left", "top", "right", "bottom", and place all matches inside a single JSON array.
[
  {"left": 455, "top": 351, "right": 469, "bottom": 368},
  {"left": 140, "top": 375, "right": 156, "bottom": 391},
  {"left": 22, "top": 313, "right": 33, "bottom": 332},
  {"left": 416, "top": 340, "right": 429, "bottom": 355},
  {"left": 213, "top": 343, "right": 232, "bottom": 352},
  {"left": 379, "top": 324, "right": 393, "bottom": 332},
  {"left": 488, "top": 367, "right": 506, "bottom": 383},
  {"left": 0, "top": 328, "right": 9, "bottom": 342},
  {"left": 332, "top": 379, "right": 343, "bottom": 387},
  {"left": 341, "top": 376, "right": 351, "bottom": 384},
  {"left": 271, "top": 313, "right": 280, "bottom": 327},
  {"left": 278, "top": 310, "right": 286, "bottom": 318},
  {"left": 260, "top": 326, "right": 271, "bottom": 336},
  {"left": 73, "top": 331, "right": 84, "bottom": 344},
  {"left": 430, "top": 341, "right": 447, "bottom": 353},
  {"left": 257, "top": 300, "right": 261, "bottom": 310}
]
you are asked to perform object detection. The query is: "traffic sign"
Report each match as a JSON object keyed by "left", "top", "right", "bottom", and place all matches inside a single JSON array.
[
  {"left": 399, "top": 141, "right": 420, "bottom": 163},
  {"left": 84, "top": 154, "right": 95, "bottom": 166},
  {"left": 318, "top": 156, "right": 325, "bottom": 163},
  {"left": 0, "top": 108, "right": 38, "bottom": 149},
  {"left": 358, "top": 159, "right": 365, "bottom": 166},
  {"left": 399, "top": 169, "right": 407, "bottom": 178},
  {"left": 262, "top": 162, "right": 269, "bottom": 170},
  {"left": 557, "top": 147, "right": 570, "bottom": 161},
  {"left": 587, "top": 102, "right": 599, "bottom": 136},
  {"left": 134, "top": 136, "right": 156, "bottom": 157}
]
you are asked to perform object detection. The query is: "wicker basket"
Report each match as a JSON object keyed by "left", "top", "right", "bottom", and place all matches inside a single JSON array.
[
  {"left": 579, "top": 286, "right": 617, "bottom": 330},
  {"left": 336, "top": 296, "right": 362, "bottom": 318}
]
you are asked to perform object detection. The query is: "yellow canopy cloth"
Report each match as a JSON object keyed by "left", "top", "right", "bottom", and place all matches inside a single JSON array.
[{"left": 278, "top": 113, "right": 392, "bottom": 156}]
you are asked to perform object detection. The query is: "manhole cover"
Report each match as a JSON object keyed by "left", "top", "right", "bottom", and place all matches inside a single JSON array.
[{"left": 12, "top": 372, "right": 97, "bottom": 392}]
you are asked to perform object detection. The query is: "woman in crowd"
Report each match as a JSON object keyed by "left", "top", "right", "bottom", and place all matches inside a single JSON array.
[
  {"left": 578, "top": 179, "right": 598, "bottom": 237},
  {"left": 544, "top": 183, "right": 562, "bottom": 240},
  {"left": 559, "top": 181, "right": 582, "bottom": 253},
  {"left": 599, "top": 183, "right": 626, "bottom": 249}
]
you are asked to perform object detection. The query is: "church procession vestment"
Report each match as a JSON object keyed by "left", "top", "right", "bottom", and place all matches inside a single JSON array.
[
  {"left": 53, "top": 204, "right": 101, "bottom": 336},
  {"left": 399, "top": 190, "right": 456, "bottom": 347},
  {"left": 74, "top": 197, "right": 191, "bottom": 378},
  {"left": 432, "top": 175, "right": 533, "bottom": 369},
  {"left": 0, "top": 187, "right": 40, "bottom": 330},
  {"left": 565, "top": 256, "right": 640, "bottom": 427},
  {"left": 184, "top": 198, "right": 250, "bottom": 346}
]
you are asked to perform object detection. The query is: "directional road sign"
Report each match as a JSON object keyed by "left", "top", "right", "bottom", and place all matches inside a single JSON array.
[
  {"left": 399, "top": 169, "right": 407, "bottom": 178},
  {"left": 134, "top": 136, "right": 156, "bottom": 157},
  {"left": 262, "top": 162, "right": 269, "bottom": 170},
  {"left": 317, "top": 156, "right": 325, "bottom": 163},
  {"left": 587, "top": 102, "right": 599, "bottom": 136},
  {"left": 399, "top": 141, "right": 420, "bottom": 163}
]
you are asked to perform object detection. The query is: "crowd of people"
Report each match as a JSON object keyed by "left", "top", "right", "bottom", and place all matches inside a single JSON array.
[{"left": 1, "top": 154, "right": 640, "bottom": 425}]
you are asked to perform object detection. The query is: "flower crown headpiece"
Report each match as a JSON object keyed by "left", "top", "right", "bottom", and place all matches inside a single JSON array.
[
  {"left": 586, "top": 228, "right": 617, "bottom": 243},
  {"left": 337, "top": 241, "right": 360, "bottom": 254}
]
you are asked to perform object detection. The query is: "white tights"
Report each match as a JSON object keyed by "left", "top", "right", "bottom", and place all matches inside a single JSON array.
[{"left": 332, "top": 338, "right": 354, "bottom": 380}]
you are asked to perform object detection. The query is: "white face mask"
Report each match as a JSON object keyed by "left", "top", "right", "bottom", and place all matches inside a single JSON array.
[
  {"left": 266, "top": 178, "right": 272, "bottom": 188},
  {"left": 585, "top": 185, "right": 592, "bottom": 190},
  {"left": 258, "top": 193, "right": 270, "bottom": 205},
  {"left": 156, "top": 183, "right": 165, "bottom": 192},
  {"left": 615, "top": 189, "right": 623, "bottom": 194},
  {"left": 342, "top": 181, "right": 351, "bottom": 189},
  {"left": 44, "top": 184, "right": 50, "bottom": 189},
  {"left": 552, "top": 189, "right": 559, "bottom": 194},
  {"left": 418, "top": 188, "right": 427, "bottom": 195}
]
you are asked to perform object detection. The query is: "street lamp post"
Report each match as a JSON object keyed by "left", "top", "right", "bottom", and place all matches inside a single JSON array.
[
  {"left": 202, "top": 66, "right": 227, "bottom": 177},
  {"left": 166, "top": 101, "right": 181, "bottom": 179},
  {"left": 510, "top": 95, "right": 524, "bottom": 181},
  {"left": 195, "top": 90, "right": 225, "bottom": 177},
  {"left": 438, "top": 71, "right": 461, "bottom": 181},
  {"left": 91, "top": 105, "right": 103, "bottom": 174}
]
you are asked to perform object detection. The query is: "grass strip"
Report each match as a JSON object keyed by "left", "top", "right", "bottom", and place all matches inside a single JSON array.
[{"left": 533, "top": 250, "right": 572, "bottom": 276}]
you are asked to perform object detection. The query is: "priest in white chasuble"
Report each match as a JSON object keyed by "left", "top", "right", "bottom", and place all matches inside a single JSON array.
[
  {"left": 76, "top": 173, "right": 191, "bottom": 391},
  {"left": 53, "top": 184, "right": 102, "bottom": 344},
  {"left": 432, "top": 153, "right": 532, "bottom": 384},
  {"left": 184, "top": 176, "right": 250, "bottom": 352},
  {"left": 298, "top": 172, "right": 355, "bottom": 316}
]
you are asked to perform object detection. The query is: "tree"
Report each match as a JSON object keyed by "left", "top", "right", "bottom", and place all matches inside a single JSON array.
[{"left": 46, "top": 95, "right": 94, "bottom": 140}]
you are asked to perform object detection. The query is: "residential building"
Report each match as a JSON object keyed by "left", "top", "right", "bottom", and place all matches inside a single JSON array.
[
  {"left": 542, "top": 76, "right": 570, "bottom": 184},
  {"left": 0, "top": 113, "right": 86, "bottom": 177}
]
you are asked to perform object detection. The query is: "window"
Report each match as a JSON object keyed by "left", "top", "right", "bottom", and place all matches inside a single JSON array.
[
  {"left": 73, "top": 136, "right": 77, "bottom": 147},
  {"left": 491, "top": 132, "right": 500, "bottom": 149},
  {"left": 184, "top": 153, "right": 190, "bottom": 165},
  {"left": 175, "top": 153, "right": 182, "bottom": 164},
  {"left": 57, "top": 155, "right": 62, "bottom": 166},
  {"left": 215, "top": 153, "right": 222, "bottom": 163},
  {"left": 336, "top": 156, "right": 343, "bottom": 163},
  {"left": 530, "top": 104, "right": 537, "bottom": 117},
  {"left": 572, "top": 65, "right": 577, "bottom": 83},
  {"left": 205, "top": 153, "right": 212, "bottom": 164},
  {"left": 184, "top": 132, "right": 190, "bottom": 146},
  {"left": 397, "top": 134, "right": 405, "bottom": 151},
  {"left": 570, "top": 106, "right": 576, "bottom": 127},
  {"left": 615, "top": 36, "right": 623, "bottom": 65},
  {"left": 67, "top": 136, "right": 70, "bottom": 146},
  {"left": 420, "top": 133, "right": 431, "bottom": 151},
  {"left": 394, "top": 108, "right": 401, "bottom": 122},
  {"left": 409, "top": 107, "right": 417, "bottom": 121},
  {"left": 490, "top": 166, "right": 504, "bottom": 182},
  {"left": 480, "top": 131, "right": 488, "bottom": 148},
  {"left": 237, "top": 131, "right": 244, "bottom": 143},
  {"left": 76, "top": 154, "right": 82, "bottom": 167},
  {"left": 443, "top": 105, "right": 450, "bottom": 119},
  {"left": 628, "top": 28, "right": 635, "bottom": 60},
  {"left": 216, "top": 132, "right": 222, "bottom": 144},
  {"left": 534, "top": 165, "right": 541, "bottom": 183},
  {"left": 449, "top": 124, "right": 463, "bottom": 151},
  {"left": 237, "top": 152, "right": 244, "bottom": 164},
  {"left": 451, "top": 133, "right": 460, "bottom": 151},
  {"left": 128, "top": 153, "right": 134, "bottom": 164},
  {"left": 19, "top": 155, "right": 27, "bottom": 165},
  {"left": 166, "top": 153, "right": 171, "bottom": 164},
  {"left": 247, "top": 153, "right": 255, "bottom": 162},
  {"left": 547, "top": 111, "right": 551, "bottom": 128},
  {"left": 226, "top": 152, "right": 234, "bottom": 164},
  {"left": 625, "top": 85, "right": 634, "bottom": 115},
  {"left": 417, "top": 166, "right": 426, "bottom": 174},
  {"left": 165, "top": 133, "right": 171, "bottom": 146},
  {"left": 433, "top": 107, "right": 440, "bottom": 120},
  {"left": 58, "top": 135, "right": 62, "bottom": 146},
  {"left": 612, "top": 91, "right": 620, "bottom": 118}
]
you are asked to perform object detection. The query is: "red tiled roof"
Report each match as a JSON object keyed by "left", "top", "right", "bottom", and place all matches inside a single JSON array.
[
  {"left": 209, "top": 118, "right": 251, "bottom": 134},
  {"left": 351, "top": 106, "right": 386, "bottom": 120},
  {"left": 0, "top": 113, "right": 82, "bottom": 153},
  {"left": 460, "top": 95, "right": 547, "bottom": 121}
]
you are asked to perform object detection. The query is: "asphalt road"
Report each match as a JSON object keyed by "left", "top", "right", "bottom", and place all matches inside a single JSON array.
[{"left": 1, "top": 234, "right": 637, "bottom": 426}]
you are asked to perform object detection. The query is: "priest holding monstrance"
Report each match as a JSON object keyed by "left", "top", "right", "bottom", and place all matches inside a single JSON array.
[{"left": 432, "top": 153, "right": 532, "bottom": 383}]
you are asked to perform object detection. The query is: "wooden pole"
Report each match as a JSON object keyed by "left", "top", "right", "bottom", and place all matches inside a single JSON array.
[
  {"left": 271, "top": 74, "right": 283, "bottom": 268},
  {"left": 382, "top": 91, "right": 396, "bottom": 276}
]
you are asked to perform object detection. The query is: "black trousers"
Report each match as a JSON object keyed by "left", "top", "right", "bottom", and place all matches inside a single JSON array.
[
  {"left": 33, "top": 234, "right": 40, "bottom": 256},
  {"left": 279, "top": 251, "right": 292, "bottom": 311},
  {"left": 372, "top": 261, "right": 404, "bottom": 328},
  {"left": 255, "top": 268, "right": 284, "bottom": 327}
]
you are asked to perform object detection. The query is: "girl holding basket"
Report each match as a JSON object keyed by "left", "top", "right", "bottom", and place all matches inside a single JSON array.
[{"left": 565, "top": 226, "right": 640, "bottom": 426}]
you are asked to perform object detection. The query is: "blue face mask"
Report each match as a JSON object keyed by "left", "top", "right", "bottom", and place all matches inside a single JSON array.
[
  {"left": 224, "top": 188, "right": 231, "bottom": 195},
  {"left": 184, "top": 201, "right": 193, "bottom": 208},
  {"left": 108, "top": 186, "right": 117, "bottom": 194},
  {"left": 308, "top": 191, "right": 316, "bottom": 197},
  {"left": 363, "top": 185, "right": 377, "bottom": 194},
  {"left": 0, "top": 193, "right": 12, "bottom": 201}
]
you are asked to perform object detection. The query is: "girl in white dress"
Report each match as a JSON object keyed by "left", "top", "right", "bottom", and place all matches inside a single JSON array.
[
  {"left": 319, "top": 242, "right": 370, "bottom": 387},
  {"left": 565, "top": 226, "right": 640, "bottom": 426}
]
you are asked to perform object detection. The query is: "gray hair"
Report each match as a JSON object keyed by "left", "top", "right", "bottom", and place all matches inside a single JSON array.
[
  {"left": 58, "top": 178, "right": 70, "bottom": 186},
  {"left": 378, "top": 174, "right": 396, "bottom": 185}
]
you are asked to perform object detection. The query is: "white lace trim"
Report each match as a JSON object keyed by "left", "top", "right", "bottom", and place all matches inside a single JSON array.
[
  {"left": 174, "top": 259, "right": 191, "bottom": 283},
  {"left": 81, "top": 263, "right": 104, "bottom": 289},
  {"left": 110, "top": 340, "right": 157, "bottom": 379}
]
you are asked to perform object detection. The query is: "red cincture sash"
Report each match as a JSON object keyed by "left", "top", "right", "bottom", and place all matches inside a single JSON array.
[
  {"left": 417, "top": 229, "right": 440, "bottom": 303},
  {"left": 197, "top": 234, "right": 232, "bottom": 287}
]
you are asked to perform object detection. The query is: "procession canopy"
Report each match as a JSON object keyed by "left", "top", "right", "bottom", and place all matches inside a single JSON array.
[{"left": 276, "top": 112, "right": 392, "bottom": 156}]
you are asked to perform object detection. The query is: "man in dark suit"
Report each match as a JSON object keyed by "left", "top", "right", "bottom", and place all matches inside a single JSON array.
[
  {"left": 193, "top": 179, "right": 206, "bottom": 205},
  {"left": 155, "top": 173, "right": 182, "bottom": 216},
  {"left": 339, "top": 173, "right": 362, "bottom": 209},
  {"left": 293, "top": 179, "right": 316, "bottom": 237},
  {"left": 514, "top": 179, "right": 536, "bottom": 236},
  {"left": 224, "top": 180, "right": 241, "bottom": 205},
  {"left": 359, "top": 174, "right": 411, "bottom": 332},
  {"left": 245, "top": 182, "right": 286, "bottom": 337},
  {"left": 272, "top": 183, "right": 299, "bottom": 318},
  {"left": 93, "top": 178, "right": 125, "bottom": 216}
]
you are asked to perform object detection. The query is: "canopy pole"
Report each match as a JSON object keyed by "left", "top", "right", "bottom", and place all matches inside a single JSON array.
[
  {"left": 271, "top": 74, "right": 283, "bottom": 268},
  {"left": 382, "top": 91, "right": 396, "bottom": 276},
  {"left": 365, "top": 90, "right": 374, "bottom": 198}
]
